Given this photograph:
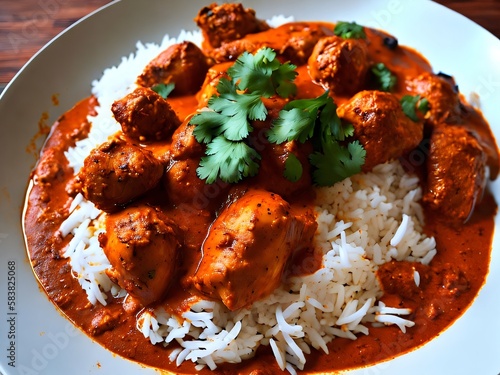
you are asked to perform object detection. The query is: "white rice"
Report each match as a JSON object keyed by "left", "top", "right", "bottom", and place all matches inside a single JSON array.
[{"left": 57, "top": 16, "right": 437, "bottom": 374}]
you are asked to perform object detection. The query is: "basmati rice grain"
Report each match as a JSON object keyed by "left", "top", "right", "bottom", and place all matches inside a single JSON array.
[
  {"left": 391, "top": 214, "right": 410, "bottom": 246},
  {"left": 414, "top": 270, "right": 421, "bottom": 287}
]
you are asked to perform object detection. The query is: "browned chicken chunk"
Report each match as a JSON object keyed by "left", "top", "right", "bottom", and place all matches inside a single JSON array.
[
  {"left": 377, "top": 260, "right": 429, "bottom": 300},
  {"left": 377, "top": 260, "right": 469, "bottom": 319},
  {"left": 137, "top": 42, "right": 212, "bottom": 96},
  {"left": 163, "top": 115, "right": 230, "bottom": 210},
  {"left": 239, "top": 96, "right": 314, "bottom": 199},
  {"left": 337, "top": 90, "right": 424, "bottom": 171},
  {"left": 308, "top": 35, "right": 370, "bottom": 96},
  {"left": 77, "top": 138, "right": 164, "bottom": 212},
  {"left": 210, "top": 39, "right": 259, "bottom": 63},
  {"left": 251, "top": 139, "right": 313, "bottom": 200},
  {"left": 407, "top": 72, "right": 461, "bottom": 127},
  {"left": 210, "top": 22, "right": 329, "bottom": 65},
  {"left": 163, "top": 158, "right": 209, "bottom": 206},
  {"left": 195, "top": 3, "right": 269, "bottom": 50},
  {"left": 196, "top": 62, "right": 231, "bottom": 107},
  {"left": 169, "top": 119, "right": 205, "bottom": 160},
  {"left": 192, "top": 189, "right": 317, "bottom": 311},
  {"left": 99, "top": 205, "right": 180, "bottom": 306},
  {"left": 276, "top": 22, "right": 331, "bottom": 65},
  {"left": 163, "top": 157, "right": 231, "bottom": 212},
  {"left": 111, "top": 87, "right": 181, "bottom": 142},
  {"left": 423, "top": 125, "right": 487, "bottom": 224}
]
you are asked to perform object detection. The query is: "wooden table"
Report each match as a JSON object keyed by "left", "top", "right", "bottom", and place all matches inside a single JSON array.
[{"left": 0, "top": 0, "right": 499, "bottom": 91}]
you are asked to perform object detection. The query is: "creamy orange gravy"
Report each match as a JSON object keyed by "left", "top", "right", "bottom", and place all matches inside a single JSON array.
[{"left": 24, "top": 21, "right": 498, "bottom": 374}]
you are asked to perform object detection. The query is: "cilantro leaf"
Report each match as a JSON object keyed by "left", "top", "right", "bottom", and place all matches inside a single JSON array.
[
  {"left": 267, "top": 108, "right": 317, "bottom": 144},
  {"left": 318, "top": 97, "right": 353, "bottom": 141},
  {"left": 190, "top": 111, "right": 226, "bottom": 143},
  {"left": 418, "top": 97, "right": 429, "bottom": 113},
  {"left": 268, "top": 91, "right": 366, "bottom": 185},
  {"left": 283, "top": 153, "right": 303, "bottom": 182},
  {"left": 310, "top": 140, "right": 366, "bottom": 186},
  {"left": 197, "top": 136, "right": 261, "bottom": 184},
  {"left": 152, "top": 83, "right": 175, "bottom": 98},
  {"left": 191, "top": 77, "right": 266, "bottom": 142},
  {"left": 228, "top": 47, "right": 297, "bottom": 98},
  {"left": 272, "top": 62, "right": 298, "bottom": 98},
  {"left": 401, "top": 94, "right": 429, "bottom": 121},
  {"left": 267, "top": 92, "right": 330, "bottom": 143},
  {"left": 334, "top": 21, "right": 366, "bottom": 39},
  {"left": 371, "top": 63, "right": 397, "bottom": 92}
]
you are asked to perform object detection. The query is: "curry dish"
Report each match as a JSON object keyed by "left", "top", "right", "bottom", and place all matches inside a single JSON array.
[{"left": 24, "top": 3, "right": 499, "bottom": 374}]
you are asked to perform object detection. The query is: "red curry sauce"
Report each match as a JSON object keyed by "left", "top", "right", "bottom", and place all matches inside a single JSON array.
[{"left": 24, "top": 20, "right": 498, "bottom": 374}]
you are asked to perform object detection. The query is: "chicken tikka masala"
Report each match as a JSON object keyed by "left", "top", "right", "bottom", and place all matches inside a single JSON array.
[{"left": 24, "top": 3, "right": 499, "bottom": 374}]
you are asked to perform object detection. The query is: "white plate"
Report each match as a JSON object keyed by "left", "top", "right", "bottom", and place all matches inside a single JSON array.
[{"left": 1, "top": 0, "right": 499, "bottom": 374}]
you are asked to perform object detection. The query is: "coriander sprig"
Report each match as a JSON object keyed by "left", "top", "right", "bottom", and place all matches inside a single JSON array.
[
  {"left": 190, "top": 47, "right": 297, "bottom": 184},
  {"left": 371, "top": 63, "right": 397, "bottom": 92},
  {"left": 196, "top": 136, "right": 261, "bottom": 184},
  {"left": 334, "top": 21, "right": 366, "bottom": 39},
  {"left": 152, "top": 83, "right": 175, "bottom": 98},
  {"left": 268, "top": 91, "right": 366, "bottom": 186},
  {"left": 400, "top": 94, "right": 429, "bottom": 121},
  {"left": 227, "top": 48, "right": 297, "bottom": 98},
  {"left": 191, "top": 78, "right": 265, "bottom": 142}
]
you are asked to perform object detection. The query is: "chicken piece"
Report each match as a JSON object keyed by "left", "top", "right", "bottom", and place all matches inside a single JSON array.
[
  {"left": 308, "top": 35, "right": 370, "bottom": 96},
  {"left": 407, "top": 72, "right": 461, "bottom": 127},
  {"left": 111, "top": 87, "right": 181, "bottom": 142},
  {"left": 337, "top": 90, "right": 424, "bottom": 172},
  {"left": 377, "top": 261, "right": 469, "bottom": 312},
  {"left": 276, "top": 22, "right": 331, "bottom": 65},
  {"left": 192, "top": 189, "right": 317, "bottom": 311},
  {"left": 250, "top": 136, "right": 313, "bottom": 200},
  {"left": 459, "top": 105, "right": 500, "bottom": 180},
  {"left": 254, "top": 140, "right": 313, "bottom": 199},
  {"left": 136, "top": 42, "right": 212, "bottom": 96},
  {"left": 377, "top": 260, "right": 430, "bottom": 300},
  {"left": 210, "top": 22, "right": 329, "bottom": 65},
  {"left": 210, "top": 39, "right": 259, "bottom": 63},
  {"left": 169, "top": 119, "right": 205, "bottom": 160},
  {"left": 99, "top": 205, "right": 180, "bottom": 306},
  {"left": 245, "top": 97, "right": 313, "bottom": 199},
  {"left": 423, "top": 125, "right": 487, "bottom": 224},
  {"left": 194, "top": 3, "right": 269, "bottom": 50},
  {"left": 196, "top": 62, "right": 231, "bottom": 107},
  {"left": 163, "top": 158, "right": 229, "bottom": 211},
  {"left": 78, "top": 138, "right": 164, "bottom": 212},
  {"left": 163, "top": 158, "right": 207, "bottom": 204}
]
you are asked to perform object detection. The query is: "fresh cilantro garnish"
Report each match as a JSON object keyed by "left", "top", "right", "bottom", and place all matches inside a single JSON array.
[
  {"left": 334, "top": 21, "right": 366, "bottom": 39},
  {"left": 401, "top": 95, "right": 429, "bottom": 121},
  {"left": 267, "top": 92, "right": 332, "bottom": 144},
  {"left": 191, "top": 78, "right": 265, "bottom": 142},
  {"left": 283, "top": 153, "right": 303, "bottom": 183},
  {"left": 227, "top": 48, "right": 297, "bottom": 98},
  {"left": 268, "top": 91, "right": 366, "bottom": 186},
  {"left": 152, "top": 83, "right": 175, "bottom": 98},
  {"left": 197, "top": 136, "right": 261, "bottom": 184},
  {"left": 371, "top": 63, "right": 397, "bottom": 92},
  {"left": 190, "top": 47, "right": 298, "bottom": 184},
  {"left": 310, "top": 140, "right": 366, "bottom": 186},
  {"left": 418, "top": 97, "right": 430, "bottom": 113}
]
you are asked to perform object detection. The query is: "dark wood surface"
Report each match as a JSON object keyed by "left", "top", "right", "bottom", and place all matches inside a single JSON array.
[{"left": 1, "top": 0, "right": 499, "bottom": 91}]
